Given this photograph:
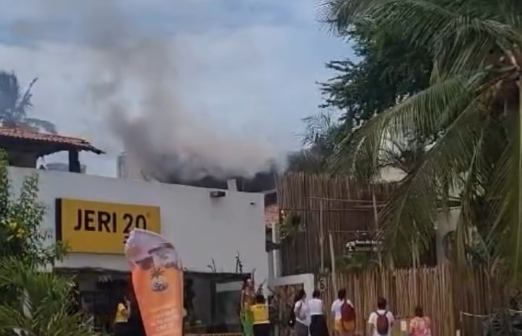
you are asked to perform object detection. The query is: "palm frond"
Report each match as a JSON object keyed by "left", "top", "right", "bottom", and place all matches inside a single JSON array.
[
  {"left": 329, "top": 73, "right": 485, "bottom": 179},
  {"left": 321, "top": 0, "right": 522, "bottom": 76},
  {"left": 0, "top": 71, "right": 22, "bottom": 121},
  {"left": 378, "top": 90, "right": 492, "bottom": 262},
  {"left": 17, "top": 77, "right": 37, "bottom": 112},
  {"left": 0, "top": 257, "right": 96, "bottom": 336},
  {"left": 486, "top": 84, "right": 522, "bottom": 284}
]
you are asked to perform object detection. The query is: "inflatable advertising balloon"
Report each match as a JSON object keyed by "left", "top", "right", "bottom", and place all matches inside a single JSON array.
[{"left": 125, "top": 229, "right": 183, "bottom": 336}]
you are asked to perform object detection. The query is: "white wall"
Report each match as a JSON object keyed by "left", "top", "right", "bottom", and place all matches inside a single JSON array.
[
  {"left": 8, "top": 167, "right": 268, "bottom": 284},
  {"left": 378, "top": 167, "right": 406, "bottom": 183},
  {"left": 435, "top": 208, "right": 460, "bottom": 263}
]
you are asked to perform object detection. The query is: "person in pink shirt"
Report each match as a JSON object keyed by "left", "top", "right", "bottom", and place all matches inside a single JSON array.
[{"left": 409, "top": 306, "right": 431, "bottom": 336}]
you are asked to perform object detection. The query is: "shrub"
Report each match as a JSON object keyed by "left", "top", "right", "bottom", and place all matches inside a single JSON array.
[{"left": 0, "top": 150, "right": 66, "bottom": 266}]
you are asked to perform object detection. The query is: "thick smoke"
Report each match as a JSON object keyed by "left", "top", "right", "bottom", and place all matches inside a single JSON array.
[{"left": 19, "top": 0, "right": 284, "bottom": 181}]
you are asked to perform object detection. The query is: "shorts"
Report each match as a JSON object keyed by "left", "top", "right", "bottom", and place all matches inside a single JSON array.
[
  {"left": 334, "top": 319, "right": 355, "bottom": 332},
  {"left": 294, "top": 321, "right": 309, "bottom": 336},
  {"left": 253, "top": 322, "right": 271, "bottom": 336}
]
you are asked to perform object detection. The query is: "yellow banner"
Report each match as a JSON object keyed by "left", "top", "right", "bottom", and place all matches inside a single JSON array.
[
  {"left": 125, "top": 228, "right": 183, "bottom": 336},
  {"left": 56, "top": 198, "right": 161, "bottom": 254}
]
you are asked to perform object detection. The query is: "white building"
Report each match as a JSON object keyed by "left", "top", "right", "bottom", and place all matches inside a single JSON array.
[
  {"left": 8, "top": 166, "right": 267, "bottom": 276},
  {"left": 8, "top": 166, "right": 268, "bottom": 331}
]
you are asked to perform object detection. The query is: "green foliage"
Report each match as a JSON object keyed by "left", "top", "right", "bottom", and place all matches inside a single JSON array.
[
  {"left": 0, "top": 257, "right": 96, "bottom": 336},
  {"left": 0, "top": 151, "right": 93, "bottom": 336},
  {"left": 278, "top": 211, "right": 304, "bottom": 241},
  {"left": 287, "top": 111, "right": 346, "bottom": 172},
  {"left": 0, "top": 150, "right": 66, "bottom": 265},
  {"left": 318, "top": 22, "right": 432, "bottom": 129},
  {"left": 335, "top": 252, "right": 380, "bottom": 273},
  {"left": 321, "top": 0, "right": 522, "bottom": 284},
  {"left": 0, "top": 71, "right": 57, "bottom": 133},
  {"left": 290, "top": 19, "right": 432, "bottom": 174}
]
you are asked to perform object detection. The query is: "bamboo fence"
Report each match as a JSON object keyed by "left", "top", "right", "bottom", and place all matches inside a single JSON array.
[
  {"left": 319, "top": 264, "right": 503, "bottom": 336},
  {"left": 277, "top": 173, "right": 395, "bottom": 275}
]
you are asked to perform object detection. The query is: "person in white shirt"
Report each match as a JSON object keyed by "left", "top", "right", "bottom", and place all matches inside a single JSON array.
[
  {"left": 331, "top": 289, "right": 354, "bottom": 336},
  {"left": 293, "top": 289, "right": 310, "bottom": 336},
  {"left": 367, "top": 297, "right": 395, "bottom": 336},
  {"left": 309, "top": 290, "right": 329, "bottom": 336}
]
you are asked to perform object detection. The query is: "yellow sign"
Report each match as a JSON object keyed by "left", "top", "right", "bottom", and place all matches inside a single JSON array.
[{"left": 55, "top": 198, "right": 161, "bottom": 254}]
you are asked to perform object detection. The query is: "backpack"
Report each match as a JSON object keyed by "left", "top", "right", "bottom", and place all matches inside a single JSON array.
[
  {"left": 375, "top": 311, "right": 390, "bottom": 335},
  {"left": 341, "top": 300, "right": 356, "bottom": 322}
]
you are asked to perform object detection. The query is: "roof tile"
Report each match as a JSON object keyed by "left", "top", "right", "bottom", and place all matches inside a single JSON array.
[{"left": 0, "top": 127, "right": 104, "bottom": 154}]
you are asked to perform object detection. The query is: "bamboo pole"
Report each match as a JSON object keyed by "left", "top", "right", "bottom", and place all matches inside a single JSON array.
[
  {"left": 329, "top": 233, "right": 338, "bottom": 295},
  {"left": 320, "top": 201, "right": 325, "bottom": 273},
  {"left": 372, "top": 193, "right": 385, "bottom": 295},
  {"left": 412, "top": 237, "right": 418, "bottom": 302}
]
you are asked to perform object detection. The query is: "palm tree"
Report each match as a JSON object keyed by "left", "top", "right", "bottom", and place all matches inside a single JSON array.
[
  {"left": 0, "top": 71, "right": 57, "bottom": 133},
  {"left": 322, "top": 0, "right": 522, "bottom": 282},
  {"left": 287, "top": 111, "right": 346, "bottom": 173},
  {"left": 0, "top": 257, "right": 94, "bottom": 336}
]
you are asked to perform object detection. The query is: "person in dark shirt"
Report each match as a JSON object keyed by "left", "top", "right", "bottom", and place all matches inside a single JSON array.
[{"left": 127, "top": 298, "right": 146, "bottom": 336}]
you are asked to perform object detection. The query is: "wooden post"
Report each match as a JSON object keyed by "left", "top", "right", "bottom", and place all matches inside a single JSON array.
[
  {"left": 68, "top": 150, "right": 81, "bottom": 173},
  {"left": 372, "top": 193, "right": 382, "bottom": 266},
  {"left": 372, "top": 193, "right": 386, "bottom": 296},
  {"left": 329, "top": 233, "right": 338, "bottom": 295},
  {"left": 319, "top": 200, "right": 325, "bottom": 274},
  {"left": 412, "top": 232, "right": 419, "bottom": 301}
]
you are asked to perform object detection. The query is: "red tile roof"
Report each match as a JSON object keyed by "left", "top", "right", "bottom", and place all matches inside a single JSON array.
[
  {"left": 0, "top": 127, "right": 104, "bottom": 154},
  {"left": 265, "top": 204, "right": 279, "bottom": 227}
]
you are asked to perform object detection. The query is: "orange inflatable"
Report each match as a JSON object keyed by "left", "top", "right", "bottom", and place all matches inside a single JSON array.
[{"left": 125, "top": 229, "right": 183, "bottom": 336}]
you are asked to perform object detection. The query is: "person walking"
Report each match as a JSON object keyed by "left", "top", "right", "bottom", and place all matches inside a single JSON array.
[
  {"left": 293, "top": 289, "right": 310, "bottom": 336},
  {"left": 367, "top": 297, "right": 394, "bottom": 336},
  {"left": 114, "top": 295, "right": 131, "bottom": 336},
  {"left": 240, "top": 277, "right": 256, "bottom": 336},
  {"left": 408, "top": 306, "right": 431, "bottom": 336},
  {"left": 309, "top": 290, "right": 329, "bottom": 336},
  {"left": 251, "top": 294, "right": 271, "bottom": 336},
  {"left": 331, "top": 289, "right": 355, "bottom": 336}
]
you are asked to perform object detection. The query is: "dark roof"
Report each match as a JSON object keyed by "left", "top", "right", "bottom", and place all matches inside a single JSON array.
[
  {"left": 0, "top": 127, "right": 104, "bottom": 154},
  {"left": 162, "top": 171, "right": 277, "bottom": 192}
]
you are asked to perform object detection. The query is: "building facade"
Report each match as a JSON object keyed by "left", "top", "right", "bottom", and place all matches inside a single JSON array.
[
  {"left": 8, "top": 166, "right": 267, "bottom": 277},
  {"left": 8, "top": 166, "right": 268, "bottom": 332}
]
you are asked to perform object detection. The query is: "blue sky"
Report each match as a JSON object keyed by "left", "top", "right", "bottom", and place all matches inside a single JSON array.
[{"left": 0, "top": 0, "right": 351, "bottom": 177}]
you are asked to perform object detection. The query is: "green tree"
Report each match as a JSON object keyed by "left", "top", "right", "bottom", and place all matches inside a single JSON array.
[
  {"left": 0, "top": 149, "right": 67, "bottom": 313},
  {"left": 0, "top": 150, "right": 66, "bottom": 265},
  {"left": 290, "top": 17, "right": 432, "bottom": 175},
  {"left": 0, "top": 257, "right": 94, "bottom": 336},
  {"left": 0, "top": 150, "right": 80, "bottom": 336},
  {"left": 0, "top": 71, "right": 57, "bottom": 133},
  {"left": 323, "top": 0, "right": 522, "bottom": 282},
  {"left": 318, "top": 22, "right": 432, "bottom": 129}
]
